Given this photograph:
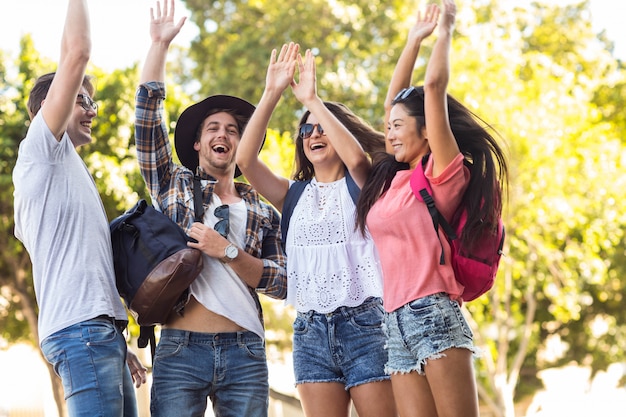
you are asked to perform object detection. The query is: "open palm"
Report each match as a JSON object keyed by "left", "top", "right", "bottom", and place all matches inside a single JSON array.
[
  {"left": 150, "top": 0, "right": 185, "bottom": 44},
  {"left": 408, "top": 3, "right": 440, "bottom": 42},
  {"left": 266, "top": 42, "right": 299, "bottom": 93}
]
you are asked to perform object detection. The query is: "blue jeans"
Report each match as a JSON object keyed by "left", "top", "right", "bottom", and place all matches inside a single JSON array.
[
  {"left": 385, "top": 292, "right": 478, "bottom": 375},
  {"left": 292, "top": 297, "right": 390, "bottom": 390},
  {"left": 40, "top": 317, "right": 137, "bottom": 417},
  {"left": 150, "top": 329, "right": 269, "bottom": 417}
]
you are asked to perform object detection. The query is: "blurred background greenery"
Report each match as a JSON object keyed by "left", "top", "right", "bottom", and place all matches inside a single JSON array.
[{"left": 1, "top": 1, "right": 625, "bottom": 416}]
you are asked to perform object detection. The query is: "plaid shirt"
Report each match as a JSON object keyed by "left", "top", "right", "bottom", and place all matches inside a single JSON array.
[{"left": 134, "top": 82, "right": 287, "bottom": 322}]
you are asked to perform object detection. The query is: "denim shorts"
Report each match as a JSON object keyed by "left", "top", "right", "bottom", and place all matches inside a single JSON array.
[
  {"left": 40, "top": 316, "right": 137, "bottom": 417},
  {"left": 293, "top": 297, "right": 390, "bottom": 390},
  {"left": 384, "top": 292, "right": 479, "bottom": 376},
  {"left": 150, "top": 329, "right": 268, "bottom": 417}
]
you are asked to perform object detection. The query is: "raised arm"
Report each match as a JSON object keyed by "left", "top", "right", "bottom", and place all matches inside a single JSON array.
[
  {"left": 291, "top": 50, "right": 371, "bottom": 187},
  {"left": 424, "top": 0, "right": 459, "bottom": 176},
  {"left": 41, "top": 0, "right": 91, "bottom": 140},
  {"left": 139, "top": 0, "right": 186, "bottom": 84},
  {"left": 236, "top": 43, "right": 299, "bottom": 211},
  {"left": 383, "top": 4, "right": 439, "bottom": 148},
  {"left": 135, "top": 0, "right": 186, "bottom": 199}
]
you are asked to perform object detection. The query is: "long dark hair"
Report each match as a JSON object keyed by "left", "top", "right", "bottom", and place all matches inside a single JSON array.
[
  {"left": 292, "top": 101, "right": 385, "bottom": 181},
  {"left": 357, "top": 86, "right": 508, "bottom": 250}
]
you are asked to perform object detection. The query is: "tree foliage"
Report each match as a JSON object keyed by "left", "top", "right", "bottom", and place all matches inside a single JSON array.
[
  {"left": 180, "top": 0, "right": 418, "bottom": 132},
  {"left": 448, "top": 1, "right": 626, "bottom": 415},
  {"left": 1, "top": 1, "right": 625, "bottom": 416}
]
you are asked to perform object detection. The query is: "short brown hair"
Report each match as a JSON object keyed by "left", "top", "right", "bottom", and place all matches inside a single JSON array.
[{"left": 27, "top": 72, "right": 95, "bottom": 120}]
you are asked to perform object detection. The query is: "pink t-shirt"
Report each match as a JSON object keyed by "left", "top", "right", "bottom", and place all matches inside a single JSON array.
[{"left": 367, "top": 154, "right": 469, "bottom": 312}]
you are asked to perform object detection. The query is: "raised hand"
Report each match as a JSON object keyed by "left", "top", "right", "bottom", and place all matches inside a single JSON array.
[
  {"left": 265, "top": 42, "right": 300, "bottom": 95},
  {"left": 408, "top": 3, "right": 440, "bottom": 43},
  {"left": 440, "top": 0, "right": 456, "bottom": 32},
  {"left": 291, "top": 49, "right": 318, "bottom": 107},
  {"left": 150, "top": 0, "right": 186, "bottom": 45}
]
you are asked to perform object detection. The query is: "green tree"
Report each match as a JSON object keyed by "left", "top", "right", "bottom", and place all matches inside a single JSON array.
[
  {"left": 451, "top": 1, "right": 626, "bottom": 416},
  {"left": 181, "top": 0, "right": 418, "bottom": 132},
  {"left": 2, "top": 1, "right": 626, "bottom": 416}
]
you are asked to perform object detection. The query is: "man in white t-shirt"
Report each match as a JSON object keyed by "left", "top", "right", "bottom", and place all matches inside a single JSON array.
[{"left": 12, "top": 1, "right": 147, "bottom": 415}]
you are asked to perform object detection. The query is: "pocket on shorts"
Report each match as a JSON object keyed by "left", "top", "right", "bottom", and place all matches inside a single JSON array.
[
  {"left": 405, "top": 300, "right": 446, "bottom": 340},
  {"left": 350, "top": 303, "right": 384, "bottom": 330},
  {"left": 407, "top": 293, "right": 446, "bottom": 312},
  {"left": 293, "top": 314, "right": 309, "bottom": 335}
]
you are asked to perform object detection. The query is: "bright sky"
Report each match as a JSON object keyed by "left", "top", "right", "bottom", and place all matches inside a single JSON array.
[
  {"left": 0, "top": 0, "right": 624, "bottom": 71},
  {"left": 1, "top": 0, "right": 195, "bottom": 72}
]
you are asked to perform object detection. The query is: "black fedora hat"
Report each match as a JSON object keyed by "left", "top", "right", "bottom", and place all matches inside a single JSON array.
[{"left": 174, "top": 95, "right": 259, "bottom": 178}]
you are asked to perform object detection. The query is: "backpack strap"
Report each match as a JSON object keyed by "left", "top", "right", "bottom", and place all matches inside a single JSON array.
[
  {"left": 193, "top": 175, "right": 204, "bottom": 222},
  {"left": 281, "top": 179, "right": 311, "bottom": 249},
  {"left": 344, "top": 170, "right": 360, "bottom": 206},
  {"left": 280, "top": 170, "right": 360, "bottom": 251},
  {"left": 410, "top": 155, "right": 457, "bottom": 265},
  {"left": 138, "top": 325, "right": 157, "bottom": 364}
]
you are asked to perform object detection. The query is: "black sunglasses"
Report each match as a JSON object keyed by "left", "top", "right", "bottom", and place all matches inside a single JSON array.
[
  {"left": 77, "top": 93, "right": 98, "bottom": 113},
  {"left": 298, "top": 123, "right": 324, "bottom": 139},
  {"left": 393, "top": 86, "right": 419, "bottom": 102},
  {"left": 214, "top": 204, "right": 230, "bottom": 238}
]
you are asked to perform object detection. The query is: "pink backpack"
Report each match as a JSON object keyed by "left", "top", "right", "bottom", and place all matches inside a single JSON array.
[{"left": 410, "top": 159, "right": 505, "bottom": 301}]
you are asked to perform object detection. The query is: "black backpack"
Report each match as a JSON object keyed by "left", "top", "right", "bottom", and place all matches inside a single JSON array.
[{"left": 110, "top": 177, "right": 204, "bottom": 352}]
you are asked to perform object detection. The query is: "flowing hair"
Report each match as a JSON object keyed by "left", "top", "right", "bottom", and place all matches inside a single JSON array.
[{"left": 357, "top": 86, "right": 508, "bottom": 250}]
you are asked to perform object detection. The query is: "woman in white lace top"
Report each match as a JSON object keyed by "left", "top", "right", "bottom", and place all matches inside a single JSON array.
[{"left": 237, "top": 43, "right": 396, "bottom": 417}]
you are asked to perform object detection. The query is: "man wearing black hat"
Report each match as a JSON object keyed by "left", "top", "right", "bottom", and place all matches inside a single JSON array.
[{"left": 134, "top": 2, "right": 287, "bottom": 416}]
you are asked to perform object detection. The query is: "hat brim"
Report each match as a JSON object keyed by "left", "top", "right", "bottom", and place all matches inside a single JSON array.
[{"left": 174, "top": 95, "right": 262, "bottom": 178}]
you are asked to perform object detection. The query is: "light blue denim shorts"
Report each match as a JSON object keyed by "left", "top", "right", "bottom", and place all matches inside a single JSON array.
[
  {"left": 292, "top": 297, "right": 390, "bottom": 390},
  {"left": 384, "top": 292, "right": 479, "bottom": 375}
]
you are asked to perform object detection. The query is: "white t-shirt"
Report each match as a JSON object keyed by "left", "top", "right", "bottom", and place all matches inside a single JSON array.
[
  {"left": 285, "top": 177, "right": 383, "bottom": 313},
  {"left": 190, "top": 197, "right": 265, "bottom": 339},
  {"left": 13, "top": 113, "right": 127, "bottom": 344}
]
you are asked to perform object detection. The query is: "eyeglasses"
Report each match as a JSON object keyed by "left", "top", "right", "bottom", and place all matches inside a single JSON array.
[
  {"left": 298, "top": 123, "right": 324, "bottom": 139},
  {"left": 77, "top": 94, "right": 98, "bottom": 113},
  {"left": 393, "top": 86, "right": 419, "bottom": 102},
  {"left": 214, "top": 204, "right": 230, "bottom": 238}
]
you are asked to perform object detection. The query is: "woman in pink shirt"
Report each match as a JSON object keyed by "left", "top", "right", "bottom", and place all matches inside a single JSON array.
[{"left": 356, "top": 1, "right": 508, "bottom": 416}]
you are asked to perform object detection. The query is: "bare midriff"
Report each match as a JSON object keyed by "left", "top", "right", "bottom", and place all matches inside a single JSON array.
[{"left": 163, "top": 296, "right": 247, "bottom": 333}]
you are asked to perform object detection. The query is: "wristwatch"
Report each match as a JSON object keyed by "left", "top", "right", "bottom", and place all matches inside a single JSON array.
[{"left": 221, "top": 243, "right": 239, "bottom": 263}]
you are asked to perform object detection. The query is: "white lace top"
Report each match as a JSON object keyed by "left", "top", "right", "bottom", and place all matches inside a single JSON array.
[{"left": 285, "top": 177, "right": 383, "bottom": 313}]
